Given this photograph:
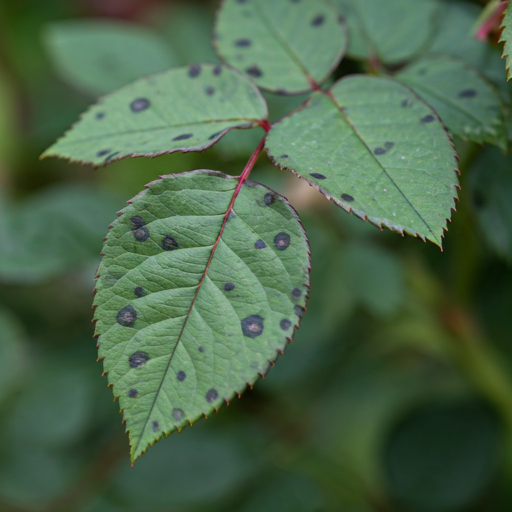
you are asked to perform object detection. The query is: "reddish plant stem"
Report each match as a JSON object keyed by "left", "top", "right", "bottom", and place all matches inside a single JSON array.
[{"left": 258, "top": 119, "right": 272, "bottom": 132}]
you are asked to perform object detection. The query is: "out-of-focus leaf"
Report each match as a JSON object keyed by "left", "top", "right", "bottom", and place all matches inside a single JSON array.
[
  {"left": 93, "top": 171, "right": 310, "bottom": 461},
  {"left": 44, "top": 20, "right": 178, "bottom": 96},
  {"left": 214, "top": 0, "right": 347, "bottom": 94},
  {"left": 331, "top": 0, "right": 438, "bottom": 64},
  {"left": 383, "top": 401, "right": 503, "bottom": 512},
  {"left": 266, "top": 76, "right": 459, "bottom": 246},
  {"left": 396, "top": 55, "right": 507, "bottom": 150},
  {"left": 42, "top": 64, "right": 268, "bottom": 166},
  {"left": 500, "top": 0, "right": 512, "bottom": 81},
  {"left": 0, "top": 66, "right": 16, "bottom": 164}
]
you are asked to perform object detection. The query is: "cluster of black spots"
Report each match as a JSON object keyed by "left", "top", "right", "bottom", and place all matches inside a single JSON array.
[
  {"left": 421, "top": 114, "right": 435, "bottom": 124},
  {"left": 254, "top": 239, "right": 267, "bottom": 249},
  {"left": 280, "top": 318, "right": 292, "bottom": 330},
  {"left": 198, "top": 345, "right": 205, "bottom": 353},
  {"left": 177, "top": 370, "right": 187, "bottom": 382},
  {"left": 235, "top": 38, "right": 252, "bottom": 47},
  {"left": 280, "top": 154, "right": 289, "bottom": 159},
  {"left": 172, "top": 133, "right": 193, "bottom": 141},
  {"left": 96, "top": 149, "right": 111, "bottom": 157},
  {"left": 133, "top": 226, "right": 150, "bottom": 242},
  {"left": 224, "top": 282, "right": 235, "bottom": 292},
  {"left": 341, "top": 193, "right": 354, "bottom": 202},
  {"left": 129, "top": 351, "right": 149, "bottom": 368},
  {"left": 152, "top": 421, "right": 160, "bottom": 432},
  {"left": 374, "top": 147, "right": 387, "bottom": 155},
  {"left": 401, "top": 99, "right": 409, "bottom": 108},
  {"left": 162, "top": 236, "right": 179, "bottom": 251},
  {"left": 205, "top": 86, "right": 215, "bottom": 96},
  {"left": 130, "top": 215, "right": 146, "bottom": 228},
  {"left": 188, "top": 64, "right": 201, "bottom": 78},
  {"left": 172, "top": 408, "right": 184, "bottom": 421},
  {"left": 241, "top": 315, "right": 264, "bottom": 338},
  {"left": 134, "top": 286, "right": 146, "bottom": 298},
  {"left": 205, "top": 388, "right": 219, "bottom": 403},
  {"left": 96, "top": 112, "right": 105, "bottom": 120},
  {"left": 130, "top": 98, "right": 150, "bottom": 112},
  {"left": 105, "top": 151, "right": 120, "bottom": 162},
  {"left": 312, "top": 14, "right": 325, "bottom": 26},
  {"left": 264, "top": 193, "right": 276, "bottom": 206},
  {"left": 291, "top": 288, "right": 302, "bottom": 298},
  {"left": 116, "top": 305, "right": 137, "bottom": 327},
  {"left": 274, "top": 232, "right": 290, "bottom": 250},
  {"left": 459, "top": 89, "right": 477, "bottom": 98},
  {"left": 294, "top": 305, "right": 305, "bottom": 317},
  {"left": 310, "top": 173, "right": 326, "bottom": 180},
  {"left": 209, "top": 131, "right": 224, "bottom": 140},
  {"left": 128, "top": 388, "right": 138, "bottom": 398},
  {"left": 213, "top": 65, "right": 222, "bottom": 76},
  {"left": 246, "top": 65, "right": 263, "bottom": 78}
]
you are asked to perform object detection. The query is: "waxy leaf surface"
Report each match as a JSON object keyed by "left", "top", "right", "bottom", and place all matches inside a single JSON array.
[
  {"left": 44, "top": 21, "right": 177, "bottom": 96},
  {"left": 332, "top": 0, "right": 438, "bottom": 64},
  {"left": 501, "top": 1, "right": 512, "bottom": 80},
  {"left": 93, "top": 171, "right": 310, "bottom": 461},
  {"left": 266, "top": 76, "right": 459, "bottom": 246},
  {"left": 214, "top": 0, "right": 346, "bottom": 94},
  {"left": 396, "top": 55, "right": 507, "bottom": 150},
  {"left": 42, "top": 64, "right": 268, "bottom": 166}
]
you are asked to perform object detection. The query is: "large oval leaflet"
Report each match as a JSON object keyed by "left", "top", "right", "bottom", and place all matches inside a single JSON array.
[
  {"left": 93, "top": 171, "right": 310, "bottom": 462},
  {"left": 41, "top": 64, "right": 268, "bottom": 167},
  {"left": 265, "top": 75, "right": 460, "bottom": 247}
]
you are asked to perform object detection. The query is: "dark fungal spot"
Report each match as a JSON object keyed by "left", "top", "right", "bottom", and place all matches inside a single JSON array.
[
  {"left": 205, "top": 388, "right": 218, "bottom": 403},
  {"left": 384, "top": 141, "right": 394, "bottom": 150},
  {"left": 105, "top": 151, "right": 120, "bottom": 162},
  {"left": 294, "top": 305, "right": 305, "bottom": 317},
  {"left": 130, "top": 215, "right": 146, "bottom": 228},
  {"left": 374, "top": 147, "right": 387, "bottom": 155},
  {"left": 198, "top": 345, "right": 204, "bottom": 353},
  {"left": 96, "top": 149, "right": 111, "bottom": 157},
  {"left": 459, "top": 88, "right": 477, "bottom": 98},
  {"left": 264, "top": 193, "right": 276, "bottom": 206},
  {"left": 274, "top": 232, "right": 290, "bottom": 250},
  {"left": 162, "top": 236, "right": 179, "bottom": 251},
  {"left": 130, "top": 98, "right": 150, "bottom": 112},
  {"left": 128, "top": 388, "right": 138, "bottom": 398},
  {"left": 224, "top": 282, "right": 235, "bottom": 292},
  {"left": 134, "top": 286, "right": 146, "bottom": 298},
  {"left": 280, "top": 154, "right": 289, "bottom": 158},
  {"left": 152, "top": 421, "right": 160, "bottom": 432},
  {"left": 116, "top": 305, "right": 137, "bottom": 327},
  {"left": 209, "top": 131, "right": 224, "bottom": 140},
  {"left": 177, "top": 370, "right": 186, "bottom": 382},
  {"left": 188, "top": 63, "right": 201, "bottom": 78},
  {"left": 129, "top": 351, "right": 149, "bottom": 368},
  {"left": 291, "top": 288, "right": 302, "bottom": 298},
  {"left": 96, "top": 112, "right": 105, "bottom": 120},
  {"left": 312, "top": 14, "right": 325, "bottom": 26},
  {"left": 235, "top": 38, "right": 252, "bottom": 47},
  {"left": 241, "top": 315, "right": 264, "bottom": 338},
  {"left": 254, "top": 239, "right": 267, "bottom": 249},
  {"left": 246, "top": 65, "right": 263, "bottom": 78},
  {"left": 205, "top": 86, "right": 215, "bottom": 96},
  {"left": 401, "top": 99, "right": 409, "bottom": 107},
  {"left": 133, "top": 226, "right": 150, "bottom": 242},
  {"left": 280, "top": 318, "right": 292, "bottom": 330},
  {"left": 172, "top": 133, "right": 193, "bottom": 141},
  {"left": 172, "top": 408, "right": 184, "bottom": 421},
  {"left": 421, "top": 114, "right": 435, "bottom": 124},
  {"left": 213, "top": 65, "right": 222, "bottom": 76},
  {"left": 310, "top": 173, "right": 326, "bottom": 180},
  {"left": 341, "top": 193, "right": 354, "bottom": 202}
]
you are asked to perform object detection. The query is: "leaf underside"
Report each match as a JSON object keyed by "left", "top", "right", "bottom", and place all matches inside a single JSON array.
[
  {"left": 93, "top": 171, "right": 310, "bottom": 461},
  {"left": 214, "top": 0, "right": 347, "bottom": 94},
  {"left": 500, "top": 0, "right": 512, "bottom": 81},
  {"left": 265, "top": 75, "right": 459, "bottom": 246},
  {"left": 396, "top": 55, "right": 507, "bottom": 150},
  {"left": 41, "top": 64, "right": 268, "bottom": 166}
]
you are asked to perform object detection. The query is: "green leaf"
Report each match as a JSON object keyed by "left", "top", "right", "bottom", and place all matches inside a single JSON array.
[
  {"left": 396, "top": 55, "right": 507, "bottom": 150},
  {"left": 500, "top": 0, "right": 512, "bottom": 81},
  {"left": 41, "top": 64, "right": 268, "bottom": 166},
  {"left": 43, "top": 20, "right": 178, "bottom": 96},
  {"left": 213, "top": 0, "right": 347, "bottom": 94},
  {"left": 331, "top": 0, "right": 439, "bottom": 64},
  {"left": 265, "top": 76, "right": 459, "bottom": 246},
  {"left": 93, "top": 170, "right": 310, "bottom": 461}
]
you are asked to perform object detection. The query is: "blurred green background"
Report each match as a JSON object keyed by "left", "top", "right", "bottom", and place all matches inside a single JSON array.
[{"left": 1, "top": 0, "right": 512, "bottom": 510}]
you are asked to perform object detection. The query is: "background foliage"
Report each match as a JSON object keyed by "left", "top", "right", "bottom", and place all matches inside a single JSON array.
[{"left": 1, "top": 0, "right": 512, "bottom": 511}]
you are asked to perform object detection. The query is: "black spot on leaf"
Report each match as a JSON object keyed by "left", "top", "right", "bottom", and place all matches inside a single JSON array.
[
  {"left": 116, "top": 305, "right": 137, "bottom": 327},
  {"left": 152, "top": 421, "right": 160, "bottom": 432},
  {"left": 241, "top": 315, "right": 264, "bottom": 338},
  {"left": 209, "top": 131, "right": 224, "bottom": 140},
  {"left": 177, "top": 370, "right": 186, "bottom": 382},
  {"left": 188, "top": 64, "right": 201, "bottom": 78},
  {"left": 274, "top": 232, "right": 290, "bottom": 250},
  {"left": 294, "top": 305, "right": 305, "bottom": 317},
  {"left": 130, "top": 215, "right": 146, "bottom": 228},
  {"left": 312, "top": 14, "right": 325, "bottom": 26},
  {"left": 224, "top": 282, "right": 235, "bottom": 292},
  {"left": 246, "top": 65, "right": 263, "bottom": 77},
  {"left": 134, "top": 286, "right": 146, "bottom": 298},
  {"left": 173, "top": 408, "right": 184, "bottom": 421},
  {"left": 172, "top": 133, "right": 193, "bottom": 141},
  {"left": 162, "top": 236, "right": 179, "bottom": 251},
  {"left": 385, "top": 141, "right": 394, "bottom": 150},
  {"left": 341, "top": 193, "right": 354, "bottom": 202},
  {"left": 105, "top": 151, "right": 120, "bottom": 162},
  {"left": 401, "top": 99, "right": 409, "bottom": 107},
  {"left": 213, "top": 65, "right": 222, "bottom": 76},
  {"left": 128, "top": 388, "right": 138, "bottom": 398},
  {"left": 205, "top": 388, "right": 219, "bottom": 403},
  {"left": 374, "top": 147, "right": 387, "bottom": 155},
  {"left": 421, "top": 114, "right": 435, "bottom": 123},
  {"left": 264, "top": 193, "right": 276, "bottom": 206},
  {"left": 291, "top": 288, "right": 302, "bottom": 298},
  {"left": 459, "top": 89, "right": 477, "bottom": 98},
  {"left": 97, "top": 149, "right": 111, "bottom": 157},
  {"left": 310, "top": 173, "right": 326, "bottom": 179},
  {"left": 205, "top": 86, "right": 215, "bottom": 96},
  {"left": 133, "top": 226, "right": 150, "bottom": 242},
  {"left": 129, "top": 351, "right": 149, "bottom": 368},
  {"left": 280, "top": 318, "right": 292, "bottom": 330},
  {"left": 254, "top": 239, "right": 267, "bottom": 249},
  {"left": 130, "top": 98, "right": 150, "bottom": 112},
  {"left": 198, "top": 346, "right": 204, "bottom": 353},
  {"left": 280, "top": 154, "right": 289, "bottom": 158},
  {"left": 96, "top": 112, "right": 105, "bottom": 119},
  {"left": 235, "top": 38, "right": 252, "bottom": 47}
]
